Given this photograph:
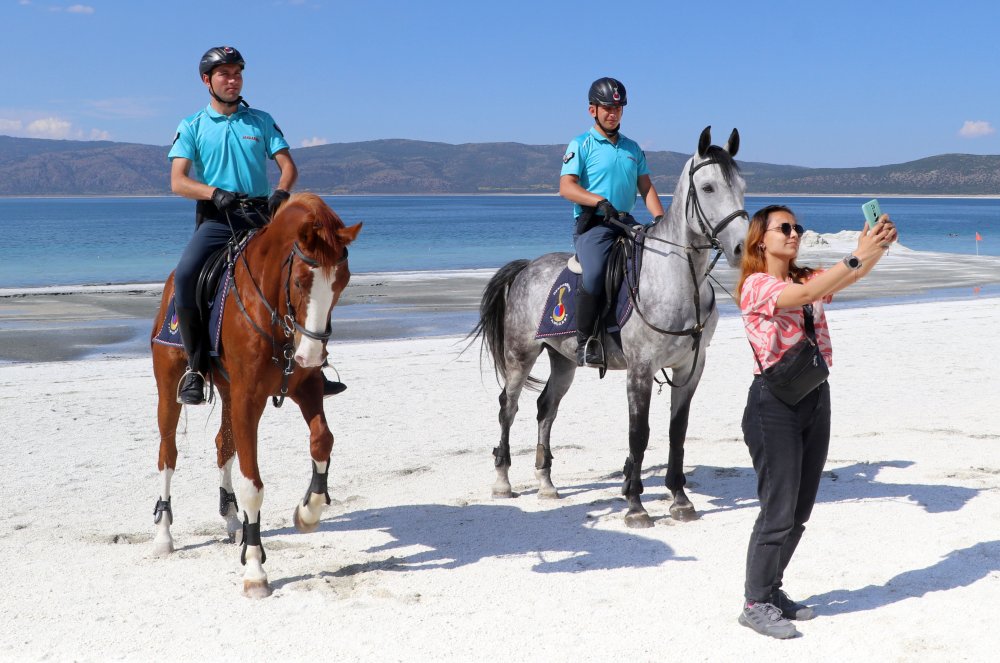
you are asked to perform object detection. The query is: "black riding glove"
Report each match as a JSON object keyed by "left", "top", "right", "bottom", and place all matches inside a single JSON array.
[
  {"left": 211, "top": 188, "right": 238, "bottom": 211},
  {"left": 596, "top": 199, "right": 619, "bottom": 223},
  {"left": 268, "top": 189, "right": 290, "bottom": 217}
]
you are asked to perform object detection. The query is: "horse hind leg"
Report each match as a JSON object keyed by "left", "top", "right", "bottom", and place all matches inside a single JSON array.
[
  {"left": 534, "top": 348, "right": 577, "bottom": 499},
  {"left": 216, "top": 399, "right": 241, "bottom": 542},
  {"left": 152, "top": 346, "right": 184, "bottom": 555},
  {"left": 492, "top": 347, "right": 542, "bottom": 498}
]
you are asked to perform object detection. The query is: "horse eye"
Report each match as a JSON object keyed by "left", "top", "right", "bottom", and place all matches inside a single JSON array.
[
  {"left": 294, "top": 279, "right": 301, "bottom": 288},
  {"left": 701, "top": 184, "right": 714, "bottom": 193}
]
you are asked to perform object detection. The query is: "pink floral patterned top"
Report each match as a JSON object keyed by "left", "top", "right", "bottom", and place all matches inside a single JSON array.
[{"left": 740, "top": 272, "right": 833, "bottom": 374}]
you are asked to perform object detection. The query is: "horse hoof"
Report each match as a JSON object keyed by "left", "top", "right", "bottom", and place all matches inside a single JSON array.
[
  {"left": 537, "top": 488, "right": 561, "bottom": 500},
  {"left": 492, "top": 486, "right": 515, "bottom": 499},
  {"left": 243, "top": 580, "right": 272, "bottom": 599},
  {"left": 670, "top": 504, "right": 699, "bottom": 522},
  {"left": 152, "top": 538, "right": 174, "bottom": 556},
  {"left": 292, "top": 506, "right": 320, "bottom": 534},
  {"left": 624, "top": 512, "right": 654, "bottom": 529}
]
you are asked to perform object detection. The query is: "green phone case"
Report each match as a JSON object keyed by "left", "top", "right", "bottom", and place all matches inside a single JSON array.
[{"left": 862, "top": 199, "right": 881, "bottom": 228}]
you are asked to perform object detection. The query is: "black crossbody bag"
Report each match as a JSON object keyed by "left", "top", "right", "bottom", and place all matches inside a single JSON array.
[{"left": 750, "top": 304, "right": 829, "bottom": 406}]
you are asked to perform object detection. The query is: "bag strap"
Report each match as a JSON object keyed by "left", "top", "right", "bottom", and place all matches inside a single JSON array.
[{"left": 747, "top": 305, "right": 817, "bottom": 373}]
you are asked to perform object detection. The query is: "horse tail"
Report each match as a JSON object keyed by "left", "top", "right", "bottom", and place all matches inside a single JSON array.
[{"left": 466, "top": 259, "right": 533, "bottom": 387}]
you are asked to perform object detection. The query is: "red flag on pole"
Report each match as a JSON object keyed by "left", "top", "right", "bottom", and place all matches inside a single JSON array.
[{"left": 976, "top": 232, "right": 983, "bottom": 241}]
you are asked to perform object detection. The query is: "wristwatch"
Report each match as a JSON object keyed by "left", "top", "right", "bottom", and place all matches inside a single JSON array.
[{"left": 842, "top": 254, "right": 862, "bottom": 270}]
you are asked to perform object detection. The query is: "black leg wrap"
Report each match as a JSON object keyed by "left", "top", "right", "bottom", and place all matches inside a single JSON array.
[
  {"left": 621, "top": 456, "right": 644, "bottom": 496},
  {"left": 239, "top": 513, "right": 266, "bottom": 566},
  {"left": 153, "top": 497, "right": 172, "bottom": 525},
  {"left": 493, "top": 445, "right": 511, "bottom": 468},
  {"left": 302, "top": 460, "right": 332, "bottom": 507},
  {"left": 218, "top": 487, "right": 238, "bottom": 517}
]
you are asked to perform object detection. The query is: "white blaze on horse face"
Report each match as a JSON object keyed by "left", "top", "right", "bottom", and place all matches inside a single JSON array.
[{"left": 294, "top": 264, "right": 337, "bottom": 367}]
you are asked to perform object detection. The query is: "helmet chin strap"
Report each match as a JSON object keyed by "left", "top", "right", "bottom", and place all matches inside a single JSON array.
[
  {"left": 208, "top": 80, "right": 245, "bottom": 109},
  {"left": 598, "top": 117, "right": 620, "bottom": 138}
]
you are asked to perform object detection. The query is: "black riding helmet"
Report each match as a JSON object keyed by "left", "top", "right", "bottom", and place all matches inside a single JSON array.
[
  {"left": 199, "top": 46, "right": 245, "bottom": 78},
  {"left": 588, "top": 77, "right": 627, "bottom": 107}
]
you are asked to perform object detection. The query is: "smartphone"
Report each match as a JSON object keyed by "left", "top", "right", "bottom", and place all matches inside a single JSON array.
[{"left": 861, "top": 199, "right": 882, "bottom": 229}]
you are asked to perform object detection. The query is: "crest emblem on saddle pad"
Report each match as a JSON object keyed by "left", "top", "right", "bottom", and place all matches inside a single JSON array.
[
  {"left": 550, "top": 282, "right": 571, "bottom": 325},
  {"left": 168, "top": 311, "right": 179, "bottom": 335},
  {"left": 562, "top": 151, "right": 574, "bottom": 164}
]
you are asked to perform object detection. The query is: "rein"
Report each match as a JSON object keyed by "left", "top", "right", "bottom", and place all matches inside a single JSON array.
[
  {"left": 612, "top": 157, "right": 748, "bottom": 391},
  {"left": 224, "top": 206, "right": 347, "bottom": 407}
]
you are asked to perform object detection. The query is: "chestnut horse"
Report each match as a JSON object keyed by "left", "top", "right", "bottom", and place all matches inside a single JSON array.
[{"left": 150, "top": 193, "right": 361, "bottom": 598}]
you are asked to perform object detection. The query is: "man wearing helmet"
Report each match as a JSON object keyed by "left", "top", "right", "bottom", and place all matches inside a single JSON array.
[
  {"left": 167, "top": 46, "right": 344, "bottom": 404},
  {"left": 559, "top": 77, "right": 664, "bottom": 368}
]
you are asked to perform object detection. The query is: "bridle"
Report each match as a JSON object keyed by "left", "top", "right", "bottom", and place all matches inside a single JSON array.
[
  {"left": 618, "top": 156, "right": 748, "bottom": 390},
  {"left": 685, "top": 157, "right": 750, "bottom": 251},
  {"left": 229, "top": 231, "right": 348, "bottom": 406}
]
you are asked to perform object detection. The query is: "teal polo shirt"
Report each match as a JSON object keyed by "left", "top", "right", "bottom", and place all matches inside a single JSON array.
[
  {"left": 168, "top": 104, "right": 290, "bottom": 198},
  {"left": 560, "top": 127, "right": 648, "bottom": 217}
]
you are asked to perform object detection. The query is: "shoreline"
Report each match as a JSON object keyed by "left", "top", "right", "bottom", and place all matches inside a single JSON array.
[{"left": 4, "top": 244, "right": 1000, "bottom": 363}]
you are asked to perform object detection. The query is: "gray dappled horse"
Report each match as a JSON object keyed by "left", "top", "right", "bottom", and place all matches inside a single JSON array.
[{"left": 471, "top": 126, "right": 748, "bottom": 527}]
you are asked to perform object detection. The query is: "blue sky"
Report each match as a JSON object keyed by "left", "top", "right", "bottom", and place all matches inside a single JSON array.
[{"left": 3, "top": 0, "right": 1000, "bottom": 167}]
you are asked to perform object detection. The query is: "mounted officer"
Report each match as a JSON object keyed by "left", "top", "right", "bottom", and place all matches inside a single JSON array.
[
  {"left": 167, "top": 46, "right": 344, "bottom": 404},
  {"left": 558, "top": 77, "right": 665, "bottom": 367}
]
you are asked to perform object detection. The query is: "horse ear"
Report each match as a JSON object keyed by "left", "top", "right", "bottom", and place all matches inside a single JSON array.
[
  {"left": 725, "top": 128, "right": 740, "bottom": 157},
  {"left": 337, "top": 222, "right": 362, "bottom": 245},
  {"left": 698, "top": 126, "right": 712, "bottom": 157}
]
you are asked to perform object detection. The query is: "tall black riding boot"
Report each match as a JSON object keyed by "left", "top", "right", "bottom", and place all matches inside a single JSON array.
[
  {"left": 175, "top": 306, "right": 207, "bottom": 405},
  {"left": 574, "top": 287, "right": 603, "bottom": 368}
]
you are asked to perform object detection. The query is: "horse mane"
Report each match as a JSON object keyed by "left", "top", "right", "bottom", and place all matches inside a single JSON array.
[
  {"left": 274, "top": 193, "right": 347, "bottom": 269},
  {"left": 703, "top": 145, "right": 741, "bottom": 186}
]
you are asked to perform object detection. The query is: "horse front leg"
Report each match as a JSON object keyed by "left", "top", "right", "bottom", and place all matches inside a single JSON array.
[
  {"left": 231, "top": 396, "right": 270, "bottom": 598},
  {"left": 152, "top": 347, "right": 184, "bottom": 555},
  {"left": 215, "top": 396, "right": 241, "bottom": 543},
  {"left": 291, "top": 373, "right": 334, "bottom": 533},
  {"left": 534, "top": 348, "right": 577, "bottom": 499},
  {"left": 664, "top": 381, "right": 699, "bottom": 521},
  {"left": 622, "top": 368, "right": 654, "bottom": 528}
]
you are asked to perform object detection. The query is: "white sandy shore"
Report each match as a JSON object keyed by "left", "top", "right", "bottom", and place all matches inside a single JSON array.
[{"left": 1, "top": 296, "right": 998, "bottom": 661}]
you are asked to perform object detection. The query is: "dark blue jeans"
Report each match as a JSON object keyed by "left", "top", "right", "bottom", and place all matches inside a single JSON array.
[
  {"left": 174, "top": 218, "right": 257, "bottom": 309},
  {"left": 742, "top": 376, "right": 831, "bottom": 603},
  {"left": 573, "top": 218, "right": 630, "bottom": 299}
]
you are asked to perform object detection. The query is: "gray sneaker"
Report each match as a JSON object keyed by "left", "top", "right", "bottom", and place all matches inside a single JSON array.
[
  {"left": 772, "top": 589, "right": 815, "bottom": 621},
  {"left": 738, "top": 601, "right": 800, "bottom": 639}
]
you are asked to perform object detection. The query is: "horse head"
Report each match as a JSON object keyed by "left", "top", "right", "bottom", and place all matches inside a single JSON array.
[
  {"left": 272, "top": 193, "right": 362, "bottom": 368},
  {"left": 681, "top": 126, "right": 748, "bottom": 267}
]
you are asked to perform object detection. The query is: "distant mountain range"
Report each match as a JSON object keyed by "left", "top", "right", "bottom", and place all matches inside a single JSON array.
[{"left": 2, "top": 134, "right": 999, "bottom": 196}]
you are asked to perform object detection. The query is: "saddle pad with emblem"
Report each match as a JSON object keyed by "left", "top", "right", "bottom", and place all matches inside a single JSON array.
[
  {"left": 151, "top": 268, "right": 232, "bottom": 356},
  {"left": 534, "top": 268, "right": 633, "bottom": 339}
]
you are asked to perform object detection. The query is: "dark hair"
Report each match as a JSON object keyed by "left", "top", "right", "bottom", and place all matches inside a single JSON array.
[{"left": 736, "top": 204, "right": 815, "bottom": 299}]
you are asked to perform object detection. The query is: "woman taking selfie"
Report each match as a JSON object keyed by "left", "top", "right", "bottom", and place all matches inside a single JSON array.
[{"left": 735, "top": 204, "right": 897, "bottom": 639}]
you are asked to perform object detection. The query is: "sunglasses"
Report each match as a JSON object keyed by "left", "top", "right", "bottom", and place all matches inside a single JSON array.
[{"left": 766, "top": 222, "right": 805, "bottom": 237}]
